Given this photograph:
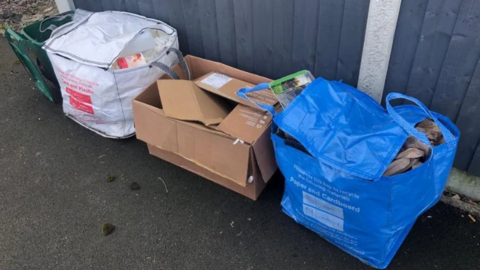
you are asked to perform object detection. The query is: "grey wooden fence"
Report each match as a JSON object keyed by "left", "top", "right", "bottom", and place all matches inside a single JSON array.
[
  {"left": 73, "top": 0, "right": 480, "bottom": 176},
  {"left": 383, "top": 0, "right": 480, "bottom": 175},
  {"left": 73, "top": 0, "right": 370, "bottom": 86}
]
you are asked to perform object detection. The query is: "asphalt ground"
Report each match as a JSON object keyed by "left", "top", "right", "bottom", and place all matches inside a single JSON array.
[{"left": 0, "top": 37, "right": 479, "bottom": 270}]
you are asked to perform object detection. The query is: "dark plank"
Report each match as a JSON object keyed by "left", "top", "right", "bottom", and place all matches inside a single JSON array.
[
  {"left": 111, "top": 0, "right": 128, "bottom": 11},
  {"left": 430, "top": 0, "right": 480, "bottom": 121},
  {"left": 291, "top": 0, "right": 320, "bottom": 73},
  {"left": 215, "top": 0, "right": 237, "bottom": 67},
  {"left": 252, "top": 0, "right": 274, "bottom": 78},
  {"left": 335, "top": 0, "right": 370, "bottom": 87},
  {"left": 151, "top": 0, "right": 170, "bottom": 23},
  {"left": 405, "top": 0, "right": 463, "bottom": 107},
  {"left": 382, "top": 0, "right": 429, "bottom": 105},
  {"left": 455, "top": 62, "right": 480, "bottom": 171},
  {"left": 78, "top": 0, "right": 104, "bottom": 12},
  {"left": 100, "top": 0, "right": 115, "bottom": 10},
  {"left": 198, "top": 0, "right": 221, "bottom": 61},
  {"left": 164, "top": 0, "right": 189, "bottom": 55},
  {"left": 233, "top": 0, "right": 254, "bottom": 72},
  {"left": 73, "top": 0, "right": 88, "bottom": 10},
  {"left": 71, "top": 0, "right": 80, "bottom": 9},
  {"left": 314, "top": 0, "right": 345, "bottom": 80},
  {"left": 137, "top": 0, "right": 155, "bottom": 19},
  {"left": 271, "top": 0, "right": 295, "bottom": 79},
  {"left": 181, "top": 0, "right": 205, "bottom": 57},
  {"left": 468, "top": 149, "right": 480, "bottom": 176},
  {"left": 125, "top": 0, "right": 140, "bottom": 14}
]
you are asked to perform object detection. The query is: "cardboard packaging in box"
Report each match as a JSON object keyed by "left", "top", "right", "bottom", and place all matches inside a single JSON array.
[
  {"left": 133, "top": 55, "right": 278, "bottom": 200},
  {"left": 194, "top": 72, "right": 278, "bottom": 108}
]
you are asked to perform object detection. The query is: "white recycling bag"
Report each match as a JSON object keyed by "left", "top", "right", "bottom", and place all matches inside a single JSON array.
[{"left": 44, "top": 11, "right": 189, "bottom": 138}]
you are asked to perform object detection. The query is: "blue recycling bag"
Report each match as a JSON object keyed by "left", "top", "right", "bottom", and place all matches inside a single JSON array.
[{"left": 237, "top": 78, "right": 460, "bottom": 269}]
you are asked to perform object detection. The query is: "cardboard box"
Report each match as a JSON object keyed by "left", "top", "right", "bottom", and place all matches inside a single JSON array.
[{"left": 133, "top": 55, "right": 278, "bottom": 200}]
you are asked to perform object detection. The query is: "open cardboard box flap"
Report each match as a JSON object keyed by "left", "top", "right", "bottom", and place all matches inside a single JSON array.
[
  {"left": 156, "top": 78, "right": 273, "bottom": 145},
  {"left": 194, "top": 72, "right": 278, "bottom": 110},
  {"left": 157, "top": 80, "right": 230, "bottom": 126},
  {"left": 159, "top": 58, "right": 276, "bottom": 147}
]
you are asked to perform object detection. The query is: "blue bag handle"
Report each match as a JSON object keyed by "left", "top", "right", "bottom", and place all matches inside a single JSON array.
[
  {"left": 386, "top": 92, "right": 456, "bottom": 149},
  {"left": 237, "top": 83, "right": 276, "bottom": 115}
]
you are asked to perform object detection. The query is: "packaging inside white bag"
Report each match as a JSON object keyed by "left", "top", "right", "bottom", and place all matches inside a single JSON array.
[{"left": 112, "top": 28, "right": 176, "bottom": 70}]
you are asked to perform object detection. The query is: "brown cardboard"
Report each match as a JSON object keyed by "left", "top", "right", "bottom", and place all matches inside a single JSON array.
[
  {"left": 157, "top": 80, "right": 230, "bottom": 126},
  {"left": 135, "top": 89, "right": 250, "bottom": 185},
  {"left": 252, "top": 127, "right": 278, "bottom": 183},
  {"left": 134, "top": 83, "right": 178, "bottom": 154},
  {"left": 147, "top": 144, "right": 266, "bottom": 200},
  {"left": 194, "top": 72, "right": 278, "bottom": 109},
  {"left": 217, "top": 104, "right": 272, "bottom": 144},
  {"left": 133, "top": 55, "right": 277, "bottom": 200}
]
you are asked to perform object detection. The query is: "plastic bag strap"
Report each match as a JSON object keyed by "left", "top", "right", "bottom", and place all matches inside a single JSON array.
[
  {"left": 386, "top": 92, "right": 456, "bottom": 149},
  {"left": 39, "top": 13, "right": 74, "bottom": 33},
  {"left": 151, "top": 48, "right": 190, "bottom": 80},
  {"left": 237, "top": 83, "right": 275, "bottom": 115},
  {"left": 168, "top": 47, "right": 190, "bottom": 80},
  {"left": 151, "top": 62, "right": 180, "bottom": 79}
]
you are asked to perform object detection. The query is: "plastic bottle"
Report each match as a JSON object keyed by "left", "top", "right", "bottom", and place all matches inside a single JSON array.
[
  {"left": 119, "top": 30, "right": 155, "bottom": 58},
  {"left": 113, "top": 29, "right": 173, "bottom": 69},
  {"left": 116, "top": 53, "right": 147, "bottom": 69}
]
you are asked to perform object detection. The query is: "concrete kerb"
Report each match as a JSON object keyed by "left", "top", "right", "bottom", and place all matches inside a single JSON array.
[
  {"left": 447, "top": 168, "right": 480, "bottom": 201},
  {"left": 445, "top": 168, "right": 480, "bottom": 217}
]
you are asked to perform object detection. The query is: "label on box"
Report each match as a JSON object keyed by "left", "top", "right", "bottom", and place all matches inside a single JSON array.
[
  {"left": 217, "top": 104, "right": 272, "bottom": 144},
  {"left": 200, "top": 73, "right": 233, "bottom": 89}
]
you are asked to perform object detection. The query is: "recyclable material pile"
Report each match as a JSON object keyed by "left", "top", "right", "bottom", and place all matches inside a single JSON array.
[
  {"left": 237, "top": 75, "right": 460, "bottom": 269},
  {"left": 6, "top": 8, "right": 463, "bottom": 270},
  {"left": 384, "top": 119, "right": 445, "bottom": 177},
  {"left": 270, "top": 70, "right": 314, "bottom": 108},
  {"left": 43, "top": 10, "right": 182, "bottom": 138}
]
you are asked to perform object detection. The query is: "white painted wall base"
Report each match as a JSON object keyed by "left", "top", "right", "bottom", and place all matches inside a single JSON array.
[
  {"left": 55, "top": 0, "right": 75, "bottom": 13},
  {"left": 357, "top": 0, "right": 402, "bottom": 103}
]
